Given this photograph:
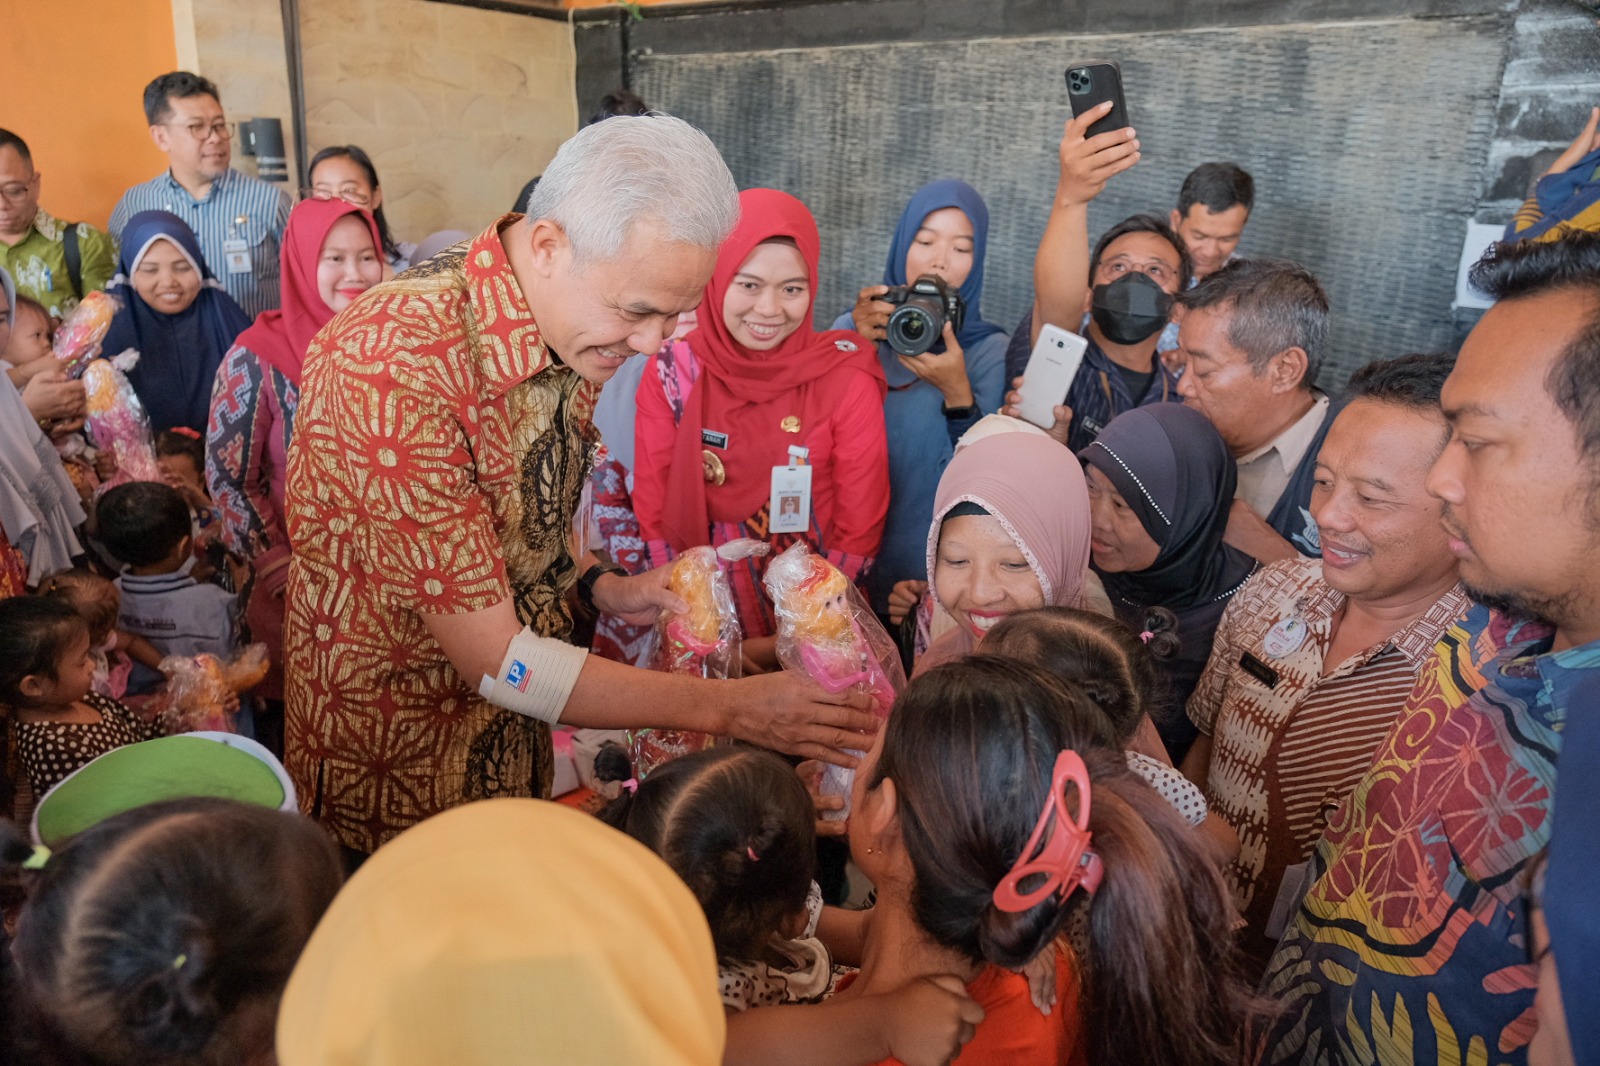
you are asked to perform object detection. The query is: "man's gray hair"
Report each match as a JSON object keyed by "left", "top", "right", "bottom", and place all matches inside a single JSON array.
[
  {"left": 526, "top": 114, "right": 739, "bottom": 264},
  {"left": 1177, "top": 258, "right": 1330, "bottom": 389}
]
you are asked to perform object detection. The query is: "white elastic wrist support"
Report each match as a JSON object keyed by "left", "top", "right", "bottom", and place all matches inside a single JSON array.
[{"left": 477, "top": 626, "right": 589, "bottom": 725}]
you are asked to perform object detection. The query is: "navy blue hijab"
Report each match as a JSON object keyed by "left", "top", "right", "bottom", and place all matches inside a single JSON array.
[
  {"left": 104, "top": 211, "right": 252, "bottom": 434},
  {"left": 876, "top": 179, "right": 1006, "bottom": 383}
]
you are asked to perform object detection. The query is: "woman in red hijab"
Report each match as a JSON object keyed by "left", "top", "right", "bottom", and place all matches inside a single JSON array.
[
  {"left": 204, "top": 197, "right": 384, "bottom": 734},
  {"left": 633, "top": 188, "right": 890, "bottom": 639}
]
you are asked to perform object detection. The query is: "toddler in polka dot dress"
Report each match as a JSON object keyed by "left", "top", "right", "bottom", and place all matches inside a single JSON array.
[{"left": 0, "top": 597, "right": 160, "bottom": 825}]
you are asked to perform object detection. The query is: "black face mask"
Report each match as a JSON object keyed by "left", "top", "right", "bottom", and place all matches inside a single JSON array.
[{"left": 1090, "top": 272, "right": 1174, "bottom": 346}]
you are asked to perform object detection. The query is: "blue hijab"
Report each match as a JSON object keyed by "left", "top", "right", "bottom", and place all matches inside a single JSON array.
[
  {"left": 877, "top": 179, "right": 1006, "bottom": 380},
  {"left": 104, "top": 211, "right": 252, "bottom": 434}
]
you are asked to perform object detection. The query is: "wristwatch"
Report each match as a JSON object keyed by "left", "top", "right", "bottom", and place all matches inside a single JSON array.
[
  {"left": 577, "top": 561, "right": 628, "bottom": 612},
  {"left": 942, "top": 402, "right": 980, "bottom": 421}
]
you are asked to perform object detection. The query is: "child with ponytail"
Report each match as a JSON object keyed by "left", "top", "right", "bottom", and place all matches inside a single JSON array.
[
  {"left": 983, "top": 605, "right": 1240, "bottom": 864},
  {"left": 837, "top": 655, "right": 1257, "bottom": 1066},
  {"left": 603, "top": 745, "right": 984, "bottom": 1066},
  {"left": 0, "top": 797, "right": 342, "bottom": 1066}
]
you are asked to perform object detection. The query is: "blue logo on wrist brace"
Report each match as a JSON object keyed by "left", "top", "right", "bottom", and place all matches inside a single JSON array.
[{"left": 506, "top": 660, "right": 531, "bottom": 693}]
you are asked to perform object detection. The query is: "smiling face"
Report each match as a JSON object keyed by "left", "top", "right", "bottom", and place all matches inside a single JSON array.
[
  {"left": 315, "top": 215, "right": 383, "bottom": 314},
  {"left": 309, "top": 153, "right": 380, "bottom": 210},
  {"left": 1170, "top": 203, "right": 1249, "bottom": 280},
  {"left": 131, "top": 237, "right": 203, "bottom": 316},
  {"left": 904, "top": 207, "right": 975, "bottom": 289},
  {"left": 1311, "top": 398, "right": 1456, "bottom": 607},
  {"left": 150, "top": 92, "right": 231, "bottom": 185},
  {"left": 517, "top": 216, "right": 716, "bottom": 386},
  {"left": 1085, "top": 464, "right": 1161, "bottom": 573},
  {"left": 721, "top": 239, "right": 809, "bottom": 351},
  {"left": 1427, "top": 290, "right": 1600, "bottom": 645},
  {"left": 933, "top": 513, "right": 1046, "bottom": 640}
]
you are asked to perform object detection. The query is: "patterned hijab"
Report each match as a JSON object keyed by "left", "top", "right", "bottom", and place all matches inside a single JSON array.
[
  {"left": 234, "top": 197, "right": 382, "bottom": 386},
  {"left": 276, "top": 799, "right": 725, "bottom": 1066},
  {"left": 104, "top": 211, "right": 252, "bottom": 433}
]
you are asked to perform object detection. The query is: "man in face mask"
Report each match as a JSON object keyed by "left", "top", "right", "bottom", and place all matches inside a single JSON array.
[{"left": 1001, "top": 103, "right": 1192, "bottom": 453}]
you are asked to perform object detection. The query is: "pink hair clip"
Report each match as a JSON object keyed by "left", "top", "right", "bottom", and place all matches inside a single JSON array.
[
  {"left": 621, "top": 778, "right": 638, "bottom": 795},
  {"left": 746, "top": 845, "right": 760, "bottom": 862},
  {"left": 1139, "top": 630, "right": 1154, "bottom": 644},
  {"left": 992, "top": 750, "right": 1103, "bottom": 913}
]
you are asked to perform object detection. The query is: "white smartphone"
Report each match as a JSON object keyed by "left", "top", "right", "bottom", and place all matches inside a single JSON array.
[{"left": 1015, "top": 324, "right": 1088, "bottom": 430}]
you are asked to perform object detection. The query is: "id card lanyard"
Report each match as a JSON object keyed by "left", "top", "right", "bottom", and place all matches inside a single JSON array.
[{"left": 769, "top": 445, "right": 812, "bottom": 534}]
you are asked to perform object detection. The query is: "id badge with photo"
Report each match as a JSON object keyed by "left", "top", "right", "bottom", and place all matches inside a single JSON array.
[
  {"left": 222, "top": 238, "right": 252, "bottom": 273},
  {"left": 223, "top": 238, "right": 254, "bottom": 275},
  {"left": 769, "top": 462, "right": 812, "bottom": 534}
]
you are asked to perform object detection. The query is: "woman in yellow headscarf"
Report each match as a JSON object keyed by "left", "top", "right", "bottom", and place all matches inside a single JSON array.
[{"left": 276, "top": 799, "right": 726, "bottom": 1066}]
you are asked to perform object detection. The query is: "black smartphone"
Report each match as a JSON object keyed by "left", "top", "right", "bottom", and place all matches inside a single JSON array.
[{"left": 1066, "top": 60, "right": 1130, "bottom": 138}]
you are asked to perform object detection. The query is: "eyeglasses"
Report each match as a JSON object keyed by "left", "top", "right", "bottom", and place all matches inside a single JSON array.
[
  {"left": 0, "top": 177, "right": 36, "bottom": 203},
  {"left": 301, "top": 186, "right": 373, "bottom": 207},
  {"left": 166, "top": 120, "right": 232, "bottom": 143}
]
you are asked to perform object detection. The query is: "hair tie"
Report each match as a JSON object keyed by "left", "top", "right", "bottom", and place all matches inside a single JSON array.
[
  {"left": 746, "top": 846, "right": 760, "bottom": 862},
  {"left": 1139, "top": 630, "right": 1154, "bottom": 644},
  {"left": 173, "top": 954, "right": 188, "bottom": 971},
  {"left": 621, "top": 778, "right": 638, "bottom": 795},
  {"left": 170, "top": 426, "right": 201, "bottom": 440},
  {"left": 22, "top": 844, "right": 50, "bottom": 870}
]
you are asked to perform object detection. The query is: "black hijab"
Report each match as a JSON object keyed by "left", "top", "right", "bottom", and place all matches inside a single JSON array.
[{"left": 1080, "top": 403, "right": 1258, "bottom": 758}]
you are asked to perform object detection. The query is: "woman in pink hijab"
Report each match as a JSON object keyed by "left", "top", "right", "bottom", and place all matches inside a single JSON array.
[{"left": 914, "top": 432, "right": 1092, "bottom": 675}]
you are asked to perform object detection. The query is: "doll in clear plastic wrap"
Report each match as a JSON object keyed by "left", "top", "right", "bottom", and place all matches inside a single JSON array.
[
  {"left": 764, "top": 543, "right": 904, "bottom": 820},
  {"left": 629, "top": 541, "right": 763, "bottom": 778}
]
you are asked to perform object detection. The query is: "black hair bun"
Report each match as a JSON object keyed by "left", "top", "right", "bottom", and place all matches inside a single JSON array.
[
  {"left": 593, "top": 741, "right": 633, "bottom": 783},
  {"left": 1139, "top": 607, "right": 1182, "bottom": 661}
]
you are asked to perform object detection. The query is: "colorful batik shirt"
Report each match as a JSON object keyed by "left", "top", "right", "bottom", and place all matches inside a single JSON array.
[
  {"left": 283, "top": 215, "right": 599, "bottom": 853},
  {"left": 1188, "top": 557, "right": 1468, "bottom": 968},
  {"left": 1255, "top": 603, "right": 1600, "bottom": 1066}
]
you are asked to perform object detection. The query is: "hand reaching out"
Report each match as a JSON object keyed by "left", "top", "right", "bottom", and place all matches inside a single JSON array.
[
  {"left": 1055, "top": 101, "right": 1141, "bottom": 206},
  {"left": 1002, "top": 375, "right": 1073, "bottom": 446},
  {"left": 1545, "top": 106, "right": 1600, "bottom": 178},
  {"left": 886, "top": 579, "right": 928, "bottom": 627}
]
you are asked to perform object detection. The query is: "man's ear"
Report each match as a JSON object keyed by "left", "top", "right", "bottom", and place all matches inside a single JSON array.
[
  {"left": 1169, "top": 207, "right": 1184, "bottom": 233},
  {"left": 1267, "top": 346, "right": 1310, "bottom": 394},
  {"left": 150, "top": 125, "right": 171, "bottom": 153},
  {"left": 176, "top": 535, "right": 193, "bottom": 561},
  {"left": 523, "top": 217, "right": 570, "bottom": 278}
]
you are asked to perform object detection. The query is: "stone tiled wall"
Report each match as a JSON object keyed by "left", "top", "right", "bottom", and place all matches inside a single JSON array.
[{"left": 298, "top": 0, "right": 578, "bottom": 246}]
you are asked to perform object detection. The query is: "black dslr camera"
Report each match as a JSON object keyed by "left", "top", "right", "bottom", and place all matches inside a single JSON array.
[{"left": 882, "top": 274, "right": 966, "bottom": 357}]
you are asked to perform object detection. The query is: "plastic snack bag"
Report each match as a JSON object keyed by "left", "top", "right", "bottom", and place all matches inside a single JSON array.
[
  {"left": 764, "top": 543, "right": 904, "bottom": 820},
  {"left": 83, "top": 352, "right": 160, "bottom": 486},
  {"left": 628, "top": 539, "right": 768, "bottom": 779},
  {"left": 155, "top": 643, "right": 271, "bottom": 734},
  {"left": 51, "top": 290, "right": 120, "bottom": 377}
]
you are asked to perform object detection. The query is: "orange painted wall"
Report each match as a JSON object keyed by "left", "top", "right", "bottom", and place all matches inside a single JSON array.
[{"left": 1, "top": 0, "right": 178, "bottom": 229}]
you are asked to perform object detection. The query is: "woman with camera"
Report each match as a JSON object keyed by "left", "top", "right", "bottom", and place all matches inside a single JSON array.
[
  {"left": 631, "top": 188, "right": 890, "bottom": 642},
  {"left": 830, "top": 180, "right": 1009, "bottom": 622}
]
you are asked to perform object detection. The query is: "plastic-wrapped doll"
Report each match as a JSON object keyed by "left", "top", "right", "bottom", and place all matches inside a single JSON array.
[
  {"left": 155, "top": 644, "right": 270, "bottom": 734},
  {"left": 50, "top": 290, "right": 119, "bottom": 377},
  {"left": 629, "top": 539, "right": 767, "bottom": 778},
  {"left": 764, "top": 543, "right": 904, "bottom": 819},
  {"left": 83, "top": 353, "right": 160, "bottom": 486}
]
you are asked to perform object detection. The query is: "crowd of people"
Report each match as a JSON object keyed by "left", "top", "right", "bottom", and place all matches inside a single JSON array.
[{"left": 0, "top": 64, "right": 1596, "bottom": 1066}]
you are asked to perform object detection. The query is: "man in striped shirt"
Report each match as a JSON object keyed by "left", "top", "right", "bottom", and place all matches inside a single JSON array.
[
  {"left": 110, "top": 72, "right": 291, "bottom": 319},
  {"left": 1180, "top": 353, "right": 1466, "bottom": 975}
]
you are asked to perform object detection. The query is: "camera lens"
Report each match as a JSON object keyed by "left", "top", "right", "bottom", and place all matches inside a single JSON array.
[{"left": 887, "top": 303, "right": 942, "bottom": 357}]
